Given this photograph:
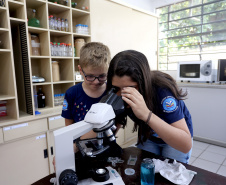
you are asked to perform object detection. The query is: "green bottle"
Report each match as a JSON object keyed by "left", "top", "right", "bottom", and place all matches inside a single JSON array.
[{"left": 28, "top": 9, "right": 40, "bottom": 27}]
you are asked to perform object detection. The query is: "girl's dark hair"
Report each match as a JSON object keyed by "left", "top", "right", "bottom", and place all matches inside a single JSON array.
[{"left": 107, "top": 50, "right": 187, "bottom": 144}]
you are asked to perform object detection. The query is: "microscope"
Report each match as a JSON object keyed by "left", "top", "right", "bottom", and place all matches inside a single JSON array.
[{"left": 54, "top": 89, "right": 126, "bottom": 185}]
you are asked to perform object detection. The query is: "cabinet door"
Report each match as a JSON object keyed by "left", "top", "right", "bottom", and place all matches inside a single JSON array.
[
  {"left": 115, "top": 127, "right": 125, "bottom": 146},
  {"left": 125, "top": 117, "right": 137, "bottom": 143},
  {"left": 47, "top": 115, "right": 65, "bottom": 173},
  {"left": 47, "top": 131, "right": 55, "bottom": 174},
  {"left": 0, "top": 134, "right": 49, "bottom": 185}
]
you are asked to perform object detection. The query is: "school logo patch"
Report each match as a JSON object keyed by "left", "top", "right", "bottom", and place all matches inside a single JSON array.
[
  {"left": 62, "top": 99, "right": 68, "bottom": 111},
  {"left": 161, "top": 96, "right": 178, "bottom": 113}
]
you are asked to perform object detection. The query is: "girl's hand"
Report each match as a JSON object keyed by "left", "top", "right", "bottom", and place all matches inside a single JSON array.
[{"left": 121, "top": 87, "right": 150, "bottom": 122}]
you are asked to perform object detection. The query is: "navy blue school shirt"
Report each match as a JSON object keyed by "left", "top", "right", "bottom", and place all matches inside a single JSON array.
[
  {"left": 61, "top": 83, "right": 107, "bottom": 123},
  {"left": 127, "top": 87, "right": 193, "bottom": 137},
  {"left": 154, "top": 87, "right": 193, "bottom": 137}
]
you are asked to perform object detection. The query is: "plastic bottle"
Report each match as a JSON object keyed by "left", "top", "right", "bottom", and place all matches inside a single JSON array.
[
  {"left": 50, "top": 42, "right": 53, "bottom": 56},
  {"left": 54, "top": 17, "right": 58, "bottom": 30},
  {"left": 60, "top": 43, "right": 64, "bottom": 56},
  {"left": 76, "top": 24, "right": 82, "bottom": 34},
  {"left": 63, "top": 43, "right": 67, "bottom": 56},
  {"left": 49, "top": 15, "right": 54, "bottom": 29},
  {"left": 57, "top": 18, "right": 61, "bottom": 31},
  {"left": 53, "top": 42, "right": 57, "bottom": 56},
  {"left": 61, "top": 18, "right": 65, "bottom": 31},
  {"left": 33, "top": 87, "right": 41, "bottom": 115},
  {"left": 60, "top": 94, "right": 63, "bottom": 105},
  {"left": 65, "top": 19, "right": 69, "bottom": 32},
  {"left": 85, "top": 25, "right": 89, "bottom": 35},
  {"left": 37, "top": 88, "right": 45, "bottom": 108},
  {"left": 54, "top": 94, "right": 58, "bottom": 106},
  {"left": 57, "top": 43, "right": 61, "bottom": 56},
  {"left": 68, "top": 43, "right": 72, "bottom": 57}
]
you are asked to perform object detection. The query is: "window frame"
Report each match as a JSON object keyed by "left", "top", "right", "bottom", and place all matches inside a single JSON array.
[{"left": 157, "top": 0, "right": 226, "bottom": 70}]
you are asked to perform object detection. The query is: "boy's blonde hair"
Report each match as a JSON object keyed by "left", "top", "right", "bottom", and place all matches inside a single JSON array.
[{"left": 79, "top": 42, "right": 111, "bottom": 69}]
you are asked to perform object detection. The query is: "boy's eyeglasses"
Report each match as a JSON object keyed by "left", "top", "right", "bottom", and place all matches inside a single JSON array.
[{"left": 82, "top": 68, "right": 107, "bottom": 82}]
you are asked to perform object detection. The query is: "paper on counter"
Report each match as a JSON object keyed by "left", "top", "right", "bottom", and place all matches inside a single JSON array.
[{"left": 152, "top": 159, "right": 197, "bottom": 185}]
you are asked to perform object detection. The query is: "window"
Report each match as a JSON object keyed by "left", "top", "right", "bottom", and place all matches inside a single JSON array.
[{"left": 157, "top": 0, "right": 226, "bottom": 70}]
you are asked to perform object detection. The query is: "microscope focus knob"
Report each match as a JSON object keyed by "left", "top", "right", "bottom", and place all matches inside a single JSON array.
[{"left": 59, "top": 169, "right": 78, "bottom": 185}]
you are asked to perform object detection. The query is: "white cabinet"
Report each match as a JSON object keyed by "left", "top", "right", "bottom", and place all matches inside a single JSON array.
[
  {"left": 124, "top": 117, "right": 137, "bottom": 143},
  {"left": 180, "top": 85, "right": 226, "bottom": 145},
  {"left": 116, "top": 117, "right": 138, "bottom": 148},
  {"left": 3, "top": 118, "right": 48, "bottom": 141},
  {"left": 0, "top": 133, "right": 49, "bottom": 185},
  {"left": 47, "top": 115, "right": 65, "bottom": 174}
]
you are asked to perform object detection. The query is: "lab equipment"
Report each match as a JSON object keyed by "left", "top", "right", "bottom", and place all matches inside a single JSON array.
[{"left": 54, "top": 88, "right": 125, "bottom": 185}]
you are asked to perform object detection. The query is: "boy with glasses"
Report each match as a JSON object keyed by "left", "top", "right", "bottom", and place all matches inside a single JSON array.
[{"left": 61, "top": 42, "right": 111, "bottom": 139}]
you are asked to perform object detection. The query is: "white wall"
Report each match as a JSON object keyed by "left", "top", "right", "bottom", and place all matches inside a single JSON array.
[
  {"left": 91, "top": 0, "right": 158, "bottom": 70},
  {"left": 116, "top": 0, "right": 184, "bottom": 14}
]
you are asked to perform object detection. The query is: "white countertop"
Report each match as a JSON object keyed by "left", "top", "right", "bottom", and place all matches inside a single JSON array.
[{"left": 177, "top": 82, "right": 226, "bottom": 89}]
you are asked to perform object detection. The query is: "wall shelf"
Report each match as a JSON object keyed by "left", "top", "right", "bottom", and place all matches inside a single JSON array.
[
  {"left": 28, "top": 26, "right": 48, "bottom": 33},
  {"left": 0, "top": 0, "right": 91, "bottom": 123},
  {"left": 0, "top": 95, "right": 16, "bottom": 101},
  {"left": 8, "top": 0, "right": 25, "bottom": 20}
]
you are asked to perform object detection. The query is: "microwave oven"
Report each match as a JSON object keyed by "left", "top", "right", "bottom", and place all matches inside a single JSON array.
[
  {"left": 177, "top": 60, "right": 217, "bottom": 83},
  {"left": 218, "top": 59, "right": 226, "bottom": 82}
]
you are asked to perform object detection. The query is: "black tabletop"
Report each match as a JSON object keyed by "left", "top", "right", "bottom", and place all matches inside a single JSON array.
[{"left": 32, "top": 147, "right": 226, "bottom": 185}]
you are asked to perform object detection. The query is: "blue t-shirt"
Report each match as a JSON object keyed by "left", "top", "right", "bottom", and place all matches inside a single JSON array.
[
  {"left": 61, "top": 83, "right": 107, "bottom": 123},
  {"left": 155, "top": 87, "right": 193, "bottom": 137},
  {"left": 127, "top": 87, "right": 193, "bottom": 137}
]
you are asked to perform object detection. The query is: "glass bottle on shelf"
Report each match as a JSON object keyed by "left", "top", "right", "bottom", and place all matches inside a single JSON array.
[
  {"left": 31, "top": 34, "right": 41, "bottom": 56},
  {"left": 37, "top": 88, "right": 45, "bottom": 108},
  {"left": 28, "top": 9, "right": 40, "bottom": 28}
]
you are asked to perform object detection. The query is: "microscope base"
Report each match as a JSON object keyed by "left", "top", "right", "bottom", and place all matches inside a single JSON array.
[{"left": 78, "top": 166, "right": 125, "bottom": 185}]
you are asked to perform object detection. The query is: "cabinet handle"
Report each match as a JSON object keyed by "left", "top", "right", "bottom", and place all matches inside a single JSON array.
[
  {"left": 51, "top": 146, "right": 54, "bottom": 155},
  {"left": 44, "top": 149, "right": 48, "bottom": 158}
]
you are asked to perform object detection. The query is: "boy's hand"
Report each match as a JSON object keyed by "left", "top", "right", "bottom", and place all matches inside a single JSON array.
[{"left": 121, "top": 87, "right": 150, "bottom": 122}]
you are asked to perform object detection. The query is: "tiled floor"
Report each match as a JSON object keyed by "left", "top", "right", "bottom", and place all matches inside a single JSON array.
[{"left": 189, "top": 140, "right": 226, "bottom": 177}]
